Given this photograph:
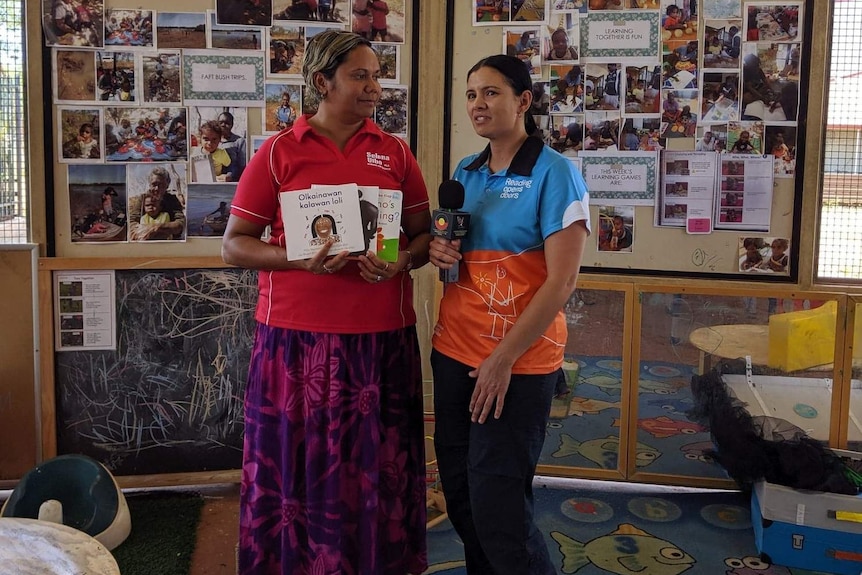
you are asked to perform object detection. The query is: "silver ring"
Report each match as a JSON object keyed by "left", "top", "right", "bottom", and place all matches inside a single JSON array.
[
  {"left": 376, "top": 274, "right": 382, "bottom": 282},
  {"left": 322, "top": 263, "right": 333, "bottom": 273}
]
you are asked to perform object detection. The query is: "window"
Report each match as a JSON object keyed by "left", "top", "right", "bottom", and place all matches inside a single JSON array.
[
  {"left": 818, "top": 1, "right": 862, "bottom": 280},
  {"left": 0, "top": 0, "right": 26, "bottom": 244}
]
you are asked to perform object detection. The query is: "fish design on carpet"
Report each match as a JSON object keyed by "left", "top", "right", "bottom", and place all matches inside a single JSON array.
[
  {"left": 724, "top": 555, "right": 792, "bottom": 574},
  {"left": 646, "top": 397, "right": 694, "bottom": 414},
  {"left": 613, "top": 416, "right": 705, "bottom": 439},
  {"left": 553, "top": 434, "right": 661, "bottom": 468},
  {"left": 680, "top": 441, "right": 716, "bottom": 463},
  {"left": 638, "top": 378, "right": 684, "bottom": 395},
  {"left": 569, "top": 396, "right": 621, "bottom": 416},
  {"left": 551, "top": 523, "right": 695, "bottom": 575}
]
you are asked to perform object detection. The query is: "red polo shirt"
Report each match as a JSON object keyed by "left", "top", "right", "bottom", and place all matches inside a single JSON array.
[{"left": 230, "top": 115, "right": 429, "bottom": 333}]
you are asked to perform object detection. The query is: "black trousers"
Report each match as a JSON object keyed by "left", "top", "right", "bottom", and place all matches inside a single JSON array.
[{"left": 432, "top": 349, "right": 556, "bottom": 575}]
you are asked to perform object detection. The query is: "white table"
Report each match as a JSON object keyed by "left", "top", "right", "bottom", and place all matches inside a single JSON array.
[{"left": 0, "top": 518, "right": 120, "bottom": 575}]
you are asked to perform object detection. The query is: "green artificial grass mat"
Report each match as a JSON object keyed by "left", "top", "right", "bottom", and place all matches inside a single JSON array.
[{"left": 112, "top": 491, "right": 205, "bottom": 575}]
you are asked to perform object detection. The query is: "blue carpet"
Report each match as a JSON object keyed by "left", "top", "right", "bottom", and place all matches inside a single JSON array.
[
  {"left": 426, "top": 480, "right": 832, "bottom": 574},
  {"left": 541, "top": 356, "right": 728, "bottom": 480}
]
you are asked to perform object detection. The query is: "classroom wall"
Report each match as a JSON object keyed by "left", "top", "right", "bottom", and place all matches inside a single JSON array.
[
  {"left": 0, "top": 0, "right": 841, "bottom": 481},
  {"left": 448, "top": 1, "right": 809, "bottom": 278}
]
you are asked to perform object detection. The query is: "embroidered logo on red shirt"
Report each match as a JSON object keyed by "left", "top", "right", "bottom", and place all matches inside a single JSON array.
[{"left": 366, "top": 152, "right": 391, "bottom": 170}]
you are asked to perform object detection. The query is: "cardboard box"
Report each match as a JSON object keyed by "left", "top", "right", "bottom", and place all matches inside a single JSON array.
[{"left": 752, "top": 480, "right": 862, "bottom": 575}]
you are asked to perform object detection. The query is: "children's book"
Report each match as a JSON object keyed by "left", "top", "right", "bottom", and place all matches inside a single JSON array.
[
  {"left": 280, "top": 183, "right": 366, "bottom": 261},
  {"left": 375, "top": 188, "right": 403, "bottom": 262}
]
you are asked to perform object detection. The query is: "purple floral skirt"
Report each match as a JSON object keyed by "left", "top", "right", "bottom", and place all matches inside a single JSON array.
[{"left": 238, "top": 323, "right": 427, "bottom": 575}]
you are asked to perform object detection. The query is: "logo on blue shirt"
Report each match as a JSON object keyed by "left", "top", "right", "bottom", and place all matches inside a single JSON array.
[{"left": 501, "top": 177, "right": 532, "bottom": 199}]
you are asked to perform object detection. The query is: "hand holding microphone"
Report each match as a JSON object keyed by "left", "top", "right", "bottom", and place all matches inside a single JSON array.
[{"left": 430, "top": 180, "right": 470, "bottom": 283}]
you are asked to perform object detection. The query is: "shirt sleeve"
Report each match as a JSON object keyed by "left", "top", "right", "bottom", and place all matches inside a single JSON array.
[
  {"left": 538, "top": 152, "right": 591, "bottom": 239},
  {"left": 229, "top": 136, "right": 279, "bottom": 226}
]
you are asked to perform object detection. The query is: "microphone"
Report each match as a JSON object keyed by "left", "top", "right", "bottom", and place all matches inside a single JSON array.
[{"left": 431, "top": 180, "right": 470, "bottom": 283}]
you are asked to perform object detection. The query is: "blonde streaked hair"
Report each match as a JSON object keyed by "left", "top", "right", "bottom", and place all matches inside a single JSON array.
[{"left": 302, "top": 30, "right": 372, "bottom": 96}]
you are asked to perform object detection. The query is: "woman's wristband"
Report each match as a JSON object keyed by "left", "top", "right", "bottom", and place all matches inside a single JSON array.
[{"left": 400, "top": 248, "right": 413, "bottom": 272}]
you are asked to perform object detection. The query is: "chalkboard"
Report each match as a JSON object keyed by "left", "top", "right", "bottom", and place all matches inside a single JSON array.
[{"left": 55, "top": 268, "right": 257, "bottom": 476}]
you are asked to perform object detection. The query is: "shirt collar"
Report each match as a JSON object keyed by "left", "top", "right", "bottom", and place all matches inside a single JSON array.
[
  {"left": 292, "top": 114, "right": 382, "bottom": 142},
  {"left": 463, "top": 136, "right": 543, "bottom": 176}
]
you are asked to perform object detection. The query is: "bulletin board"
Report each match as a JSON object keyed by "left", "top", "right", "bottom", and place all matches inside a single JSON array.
[
  {"left": 44, "top": 0, "right": 417, "bottom": 259},
  {"left": 446, "top": 0, "right": 811, "bottom": 279}
]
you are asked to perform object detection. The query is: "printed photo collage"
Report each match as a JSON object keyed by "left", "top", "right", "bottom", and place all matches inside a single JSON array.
[
  {"left": 473, "top": 0, "right": 802, "bottom": 259},
  {"left": 46, "top": 0, "right": 408, "bottom": 243}
]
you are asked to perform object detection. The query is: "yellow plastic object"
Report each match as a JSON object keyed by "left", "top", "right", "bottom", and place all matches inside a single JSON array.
[{"left": 767, "top": 301, "right": 837, "bottom": 372}]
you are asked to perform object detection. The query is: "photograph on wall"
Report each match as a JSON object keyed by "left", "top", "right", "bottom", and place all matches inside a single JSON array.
[
  {"left": 504, "top": 28, "right": 542, "bottom": 78},
  {"left": 550, "top": 1, "right": 587, "bottom": 14},
  {"left": 351, "top": 0, "right": 408, "bottom": 43},
  {"left": 659, "top": 88, "right": 698, "bottom": 141},
  {"left": 622, "top": 117, "right": 662, "bottom": 151},
  {"left": 126, "top": 163, "right": 188, "bottom": 242},
  {"left": 623, "top": 65, "right": 661, "bottom": 115},
  {"left": 273, "top": 0, "right": 349, "bottom": 25},
  {"left": 582, "top": 10, "right": 660, "bottom": 60},
  {"left": 584, "top": 62, "right": 622, "bottom": 112},
  {"left": 544, "top": 14, "right": 579, "bottom": 63},
  {"left": 726, "top": 120, "right": 764, "bottom": 154},
  {"left": 549, "top": 115, "right": 582, "bottom": 157},
  {"left": 156, "top": 12, "right": 207, "bottom": 49},
  {"left": 375, "top": 85, "right": 408, "bottom": 138},
  {"left": 766, "top": 125, "right": 796, "bottom": 177},
  {"left": 584, "top": 111, "right": 620, "bottom": 151},
  {"left": 549, "top": 64, "right": 583, "bottom": 114},
  {"left": 372, "top": 42, "right": 401, "bottom": 83},
  {"left": 58, "top": 107, "right": 102, "bottom": 163},
  {"left": 701, "top": 71, "right": 739, "bottom": 123},
  {"left": 207, "top": 10, "right": 263, "bottom": 51},
  {"left": 738, "top": 236, "right": 791, "bottom": 274},
  {"left": 740, "top": 41, "right": 799, "bottom": 122},
  {"left": 703, "top": 1, "right": 741, "bottom": 21},
  {"left": 663, "top": 40, "right": 698, "bottom": 90},
  {"left": 597, "top": 205, "right": 635, "bottom": 253},
  {"left": 182, "top": 50, "right": 266, "bottom": 107},
  {"left": 216, "top": 0, "right": 272, "bottom": 26},
  {"left": 53, "top": 48, "right": 96, "bottom": 103},
  {"left": 473, "top": 0, "right": 548, "bottom": 25},
  {"left": 68, "top": 164, "right": 128, "bottom": 243},
  {"left": 660, "top": 0, "right": 697, "bottom": 50},
  {"left": 105, "top": 107, "right": 188, "bottom": 162},
  {"left": 42, "top": 0, "right": 105, "bottom": 48},
  {"left": 744, "top": 2, "right": 802, "bottom": 42},
  {"left": 96, "top": 50, "right": 137, "bottom": 103},
  {"left": 703, "top": 19, "right": 743, "bottom": 70},
  {"left": 251, "top": 135, "right": 269, "bottom": 157},
  {"left": 104, "top": 9, "right": 154, "bottom": 48},
  {"left": 186, "top": 183, "right": 236, "bottom": 238},
  {"left": 267, "top": 22, "right": 304, "bottom": 77},
  {"left": 141, "top": 52, "right": 182, "bottom": 104},
  {"left": 189, "top": 106, "right": 248, "bottom": 183},
  {"left": 264, "top": 82, "right": 302, "bottom": 133}
]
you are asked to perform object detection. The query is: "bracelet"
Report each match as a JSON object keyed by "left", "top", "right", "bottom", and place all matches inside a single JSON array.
[{"left": 401, "top": 249, "right": 413, "bottom": 272}]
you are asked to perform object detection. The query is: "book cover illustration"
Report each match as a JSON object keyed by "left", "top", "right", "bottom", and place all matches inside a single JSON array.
[
  {"left": 280, "top": 183, "right": 365, "bottom": 261},
  {"left": 376, "top": 189, "right": 403, "bottom": 262}
]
